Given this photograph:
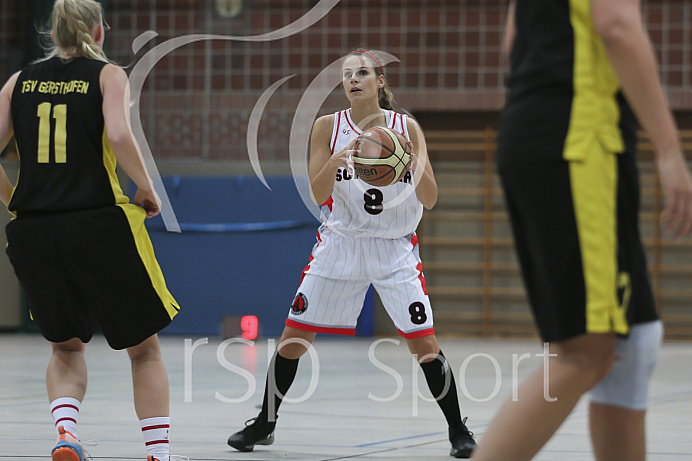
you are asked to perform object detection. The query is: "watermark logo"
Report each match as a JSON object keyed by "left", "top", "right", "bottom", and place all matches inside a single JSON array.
[
  {"left": 127, "top": 0, "right": 341, "bottom": 231},
  {"left": 128, "top": 0, "right": 428, "bottom": 229},
  {"left": 184, "top": 338, "right": 558, "bottom": 414}
]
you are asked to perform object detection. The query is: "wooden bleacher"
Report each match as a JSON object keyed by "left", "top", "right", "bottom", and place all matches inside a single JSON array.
[{"left": 418, "top": 128, "right": 692, "bottom": 339}]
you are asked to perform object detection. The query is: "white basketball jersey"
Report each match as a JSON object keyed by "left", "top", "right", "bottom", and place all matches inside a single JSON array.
[{"left": 321, "top": 109, "right": 423, "bottom": 239}]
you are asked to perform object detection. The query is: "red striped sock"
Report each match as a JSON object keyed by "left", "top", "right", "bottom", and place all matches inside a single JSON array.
[
  {"left": 50, "top": 397, "right": 80, "bottom": 438},
  {"left": 141, "top": 416, "right": 170, "bottom": 461}
]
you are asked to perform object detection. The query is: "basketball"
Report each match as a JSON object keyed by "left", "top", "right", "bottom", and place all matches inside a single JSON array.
[{"left": 352, "top": 126, "right": 412, "bottom": 187}]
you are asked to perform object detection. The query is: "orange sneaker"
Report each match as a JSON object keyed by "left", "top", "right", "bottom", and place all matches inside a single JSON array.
[
  {"left": 52, "top": 426, "right": 88, "bottom": 461},
  {"left": 147, "top": 456, "right": 189, "bottom": 461}
]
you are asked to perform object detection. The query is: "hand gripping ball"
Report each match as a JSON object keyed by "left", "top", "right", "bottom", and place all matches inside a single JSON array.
[{"left": 352, "top": 126, "right": 412, "bottom": 187}]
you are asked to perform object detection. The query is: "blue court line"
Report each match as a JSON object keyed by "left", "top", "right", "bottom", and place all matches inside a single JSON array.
[
  {"left": 352, "top": 389, "right": 692, "bottom": 449},
  {"left": 355, "top": 430, "right": 448, "bottom": 447}
]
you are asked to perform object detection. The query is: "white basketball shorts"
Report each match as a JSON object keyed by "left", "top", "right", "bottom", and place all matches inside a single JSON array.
[{"left": 286, "top": 225, "right": 435, "bottom": 338}]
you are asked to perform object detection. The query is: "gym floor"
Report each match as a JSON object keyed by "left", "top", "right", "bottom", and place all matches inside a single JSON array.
[{"left": 2, "top": 333, "right": 690, "bottom": 460}]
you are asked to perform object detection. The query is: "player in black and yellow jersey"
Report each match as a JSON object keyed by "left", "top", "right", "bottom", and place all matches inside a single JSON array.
[
  {"left": 0, "top": 1, "right": 179, "bottom": 460},
  {"left": 473, "top": 1, "right": 692, "bottom": 460}
]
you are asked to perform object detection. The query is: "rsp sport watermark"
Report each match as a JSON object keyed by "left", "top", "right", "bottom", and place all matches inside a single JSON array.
[{"left": 184, "top": 337, "right": 557, "bottom": 416}]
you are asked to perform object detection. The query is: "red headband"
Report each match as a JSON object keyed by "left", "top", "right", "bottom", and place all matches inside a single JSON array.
[{"left": 352, "top": 50, "right": 383, "bottom": 76}]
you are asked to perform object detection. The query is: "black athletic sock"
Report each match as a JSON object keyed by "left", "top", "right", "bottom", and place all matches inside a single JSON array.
[
  {"left": 420, "top": 350, "right": 463, "bottom": 429},
  {"left": 259, "top": 353, "right": 299, "bottom": 423}
]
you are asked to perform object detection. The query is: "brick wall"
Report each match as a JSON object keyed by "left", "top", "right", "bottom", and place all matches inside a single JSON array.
[
  {"left": 1, "top": 0, "right": 691, "bottom": 161},
  {"left": 0, "top": 1, "right": 29, "bottom": 80}
]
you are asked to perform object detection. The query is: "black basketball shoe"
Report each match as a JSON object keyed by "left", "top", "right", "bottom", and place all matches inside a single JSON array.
[
  {"left": 227, "top": 414, "right": 276, "bottom": 452},
  {"left": 449, "top": 417, "right": 477, "bottom": 458}
]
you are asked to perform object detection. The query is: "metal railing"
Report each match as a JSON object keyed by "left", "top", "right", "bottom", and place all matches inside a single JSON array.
[{"left": 420, "top": 129, "right": 692, "bottom": 339}]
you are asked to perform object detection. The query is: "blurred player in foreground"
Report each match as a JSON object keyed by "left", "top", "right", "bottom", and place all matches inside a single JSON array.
[{"left": 472, "top": 1, "right": 692, "bottom": 459}]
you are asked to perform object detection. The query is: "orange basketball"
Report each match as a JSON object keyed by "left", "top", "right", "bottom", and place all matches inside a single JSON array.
[{"left": 352, "top": 126, "right": 412, "bottom": 187}]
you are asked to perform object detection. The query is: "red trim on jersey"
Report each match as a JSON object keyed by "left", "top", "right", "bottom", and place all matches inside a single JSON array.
[
  {"left": 389, "top": 111, "right": 396, "bottom": 129},
  {"left": 300, "top": 254, "right": 314, "bottom": 284},
  {"left": 321, "top": 195, "right": 334, "bottom": 212},
  {"left": 411, "top": 234, "right": 419, "bottom": 248},
  {"left": 285, "top": 319, "right": 356, "bottom": 336},
  {"left": 51, "top": 404, "right": 79, "bottom": 413},
  {"left": 399, "top": 113, "right": 405, "bottom": 134},
  {"left": 416, "top": 261, "right": 428, "bottom": 295},
  {"left": 299, "top": 230, "right": 322, "bottom": 284},
  {"left": 142, "top": 424, "right": 170, "bottom": 432},
  {"left": 398, "top": 327, "right": 435, "bottom": 339},
  {"left": 344, "top": 110, "right": 362, "bottom": 135},
  {"left": 331, "top": 111, "right": 342, "bottom": 154}
]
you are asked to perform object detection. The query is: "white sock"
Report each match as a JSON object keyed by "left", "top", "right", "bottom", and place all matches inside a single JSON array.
[
  {"left": 141, "top": 416, "right": 170, "bottom": 461},
  {"left": 50, "top": 397, "right": 80, "bottom": 439}
]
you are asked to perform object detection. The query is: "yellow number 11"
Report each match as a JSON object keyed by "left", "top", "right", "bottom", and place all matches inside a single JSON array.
[{"left": 37, "top": 102, "right": 67, "bottom": 163}]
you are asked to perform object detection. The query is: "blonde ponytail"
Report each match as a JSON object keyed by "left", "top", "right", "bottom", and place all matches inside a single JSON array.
[
  {"left": 379, "top": 87, "right": 395, "bottom": 111},
  {"left": 37, "top": 0, "right": 111, "bottom": 63}
]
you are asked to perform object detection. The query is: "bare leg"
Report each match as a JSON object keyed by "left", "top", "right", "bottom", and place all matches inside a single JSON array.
[
  {"left": 405, "top": 334, "right": 440, "bottom": 362},
  {"left": 127, "top": 334, "right": 169, "bottom": 419},
  {"left": 276, "top": 326, "right": 316, "bottom": 359},
  {"left": 472, "top": 333, "right": 616, "bottom": 461},
  {"left": 590, "top": 402, "right": 646, "bottom": 461},
  {"left": 46, "top": 338, "right": 87, "bottom": 402}
]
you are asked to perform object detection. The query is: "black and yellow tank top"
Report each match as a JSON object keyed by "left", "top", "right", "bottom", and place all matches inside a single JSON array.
[
  {"left": 496, "top": 0, "right": 638, "bottom": 167},
  {"left": 10, "top": 56, "right": 128, "bottom": 213}
]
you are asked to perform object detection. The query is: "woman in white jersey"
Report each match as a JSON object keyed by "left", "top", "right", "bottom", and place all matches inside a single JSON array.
[{"left": 227, "top": 49, "right": 477, "bottom": 459}]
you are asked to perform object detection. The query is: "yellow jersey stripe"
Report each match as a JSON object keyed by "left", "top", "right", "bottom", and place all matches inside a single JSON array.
[
  {"left": 566, "top": 0, "right": 628, "bottom": 335},
  {"left": 118, "top": 203, "right": 180, "bottom": 320}
]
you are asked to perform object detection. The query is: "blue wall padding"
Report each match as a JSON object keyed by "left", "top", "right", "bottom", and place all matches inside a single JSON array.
[{"left": 138, "top": 176, "right": 374, "bottom": 337}]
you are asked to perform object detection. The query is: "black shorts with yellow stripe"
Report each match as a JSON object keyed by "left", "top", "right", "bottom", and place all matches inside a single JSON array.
[
  {"left": 497, "top": 148, "right": 658, "bottom": 343},
  {"left": 5, "top": 204, "right": 179, "bottom": 350}
]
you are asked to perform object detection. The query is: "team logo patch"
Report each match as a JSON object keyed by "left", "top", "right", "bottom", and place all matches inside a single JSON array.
[{"left": 291, "top": 293, "right": 308, "bottom": 315}]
